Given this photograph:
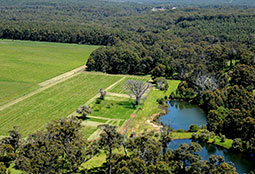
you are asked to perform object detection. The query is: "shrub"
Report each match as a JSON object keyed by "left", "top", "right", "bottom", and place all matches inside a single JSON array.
[
  {"left": 192, "top": 133, "right": 197, "bottom": 139},
  {"left": 220, "top": 135, "right": 226, "bottom": 142},
  {"left": 189, "top": 124, "right": 200, "bottom": 132},
  {"left": 176, "top": 129, "right": 184, "bottom": 133},
  {"left": 157, "top": 98, "right": 165, "bottom": 104},
  {"left": 154, "top": 77, "right": 169, "bottom": 91},
  {"left": 169, "top": 92, "right": 176, "bottom": 99},
  {"left": 95, "top": 98, "right": 101, "bottom": 104}
]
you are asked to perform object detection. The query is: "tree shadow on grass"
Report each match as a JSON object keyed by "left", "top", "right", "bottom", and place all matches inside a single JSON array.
[{"left": 116, "top": 100, "right": 136, "bottom": 109}]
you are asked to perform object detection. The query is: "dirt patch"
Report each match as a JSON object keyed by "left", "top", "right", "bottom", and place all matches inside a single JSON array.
[
  {"left": 130, "top": 114, "right": 136, "bottom": 118},
  {"left": 107, "top": 92, "right": 131, "bottom": 98}
]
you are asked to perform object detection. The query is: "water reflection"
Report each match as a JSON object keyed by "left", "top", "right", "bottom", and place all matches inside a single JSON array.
[
  {"left": 168, "top": 139, "right": 255, "bottom": 174},
  {"left": 159, "top": 101, "right": 207, "bottom": 130}
]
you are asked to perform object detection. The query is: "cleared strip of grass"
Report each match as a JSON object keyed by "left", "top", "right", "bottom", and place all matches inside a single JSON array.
[
  {"left": 109, "top": 77, "right": 150, "bottom": 94},
  {"left": 80, "top": 126, "right": 99, "bottom": 139},
  {"left": 85, "top": 117, "right": 108, "bottom": 123},
  {"left": 0, "top": 39, "right": 99, "bottom": 106},
  {"left": 208, "top": 137, "right": 233, "bottom": 149},
  {"left": 90, "top": 97, "right": 136, "bottom": 120},
  {"left": 0, "top": 73, "right": 122, "bottom": 136},
  {"left": 166, "top": 80, "right": 181, "bottom": 94},
  {"left": 172, "top": 132, "right": 193, "bottom": 139}
]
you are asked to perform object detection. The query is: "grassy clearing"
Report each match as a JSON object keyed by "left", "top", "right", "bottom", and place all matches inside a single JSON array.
[
  {"left": 0, "top": 39, "right": 99, "bottom": 106},
  {"left": 80, "top": 96, "right": 137, "bottom": 139},
  {"left": 126, "top": 80, "right": 181, "bottom": 135},
  {"left": 208, "top": 136, "right": 233, "bottom": 149},
  {"left": 0, "top": 73, "right": 121, "bottom": 136},
  {"left": 80, "top": 126, "right": 99, "bottom": 139},
  {"left": 109, "top": 77, "right": 150, "bottom": 94},
  {"left": 90, "top": 97, "right": 136, "bottom": 120},
  {"left": 172, "top": 132, "right": 193, "bottom": 139},
  {"left": 166, "top": 80, "right": 181, "bottom": 94},
  {"left": 85, "top": 117, "right": 108, "bottom": 123},
  {"left": 83, "top": 152, "right": 107, "bottom": 169}
]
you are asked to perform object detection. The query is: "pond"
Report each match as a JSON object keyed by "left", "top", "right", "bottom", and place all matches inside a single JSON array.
[
  {"left": 159, "top": 101, "right": 255, "bottom": 173},
  {"left": 168, "top": 139, "right": 255, "bottom": 174},
  {"left": 159, "top": 101, "right": 207, "bottom": 130}
]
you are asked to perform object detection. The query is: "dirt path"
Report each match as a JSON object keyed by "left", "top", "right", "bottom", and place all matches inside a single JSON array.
[
  {"left": 106, "top": 92, "right": 131, "bottom": 98},
  {"left": 87, "top": 115, "right": 124, "bottom": 121},
  {"left": 81, "top": 121, "right": 103, "bottom": 127},
  {"left": 88, "top": 120, "right": 111, "bottom": 140},
  {"left": 39, "top": 66, "right": 85, "bottom": 87},
  {"left": 0, "top": 66, "right": 85, "bottom": 111}
]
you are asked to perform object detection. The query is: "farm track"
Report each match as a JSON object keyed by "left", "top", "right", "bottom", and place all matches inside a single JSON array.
[
  {"left": 0, "top": 66, "right": 85, "bottom": 111},
  {"left": 107, "top": 92, "right": 131, "bottom": 98},
  {"left": 39, "top": 66, "right": 85, "bottom": 87}
]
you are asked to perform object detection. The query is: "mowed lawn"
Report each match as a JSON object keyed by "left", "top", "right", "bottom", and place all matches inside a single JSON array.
[
  {"left": 90, "top": 96, "right": 136, "bottom": 120},
  {"left": 0, "top": 40, "right": 99, "bottom": 106},
  {"left": 0, "top": 73, "right": 122, "bottom": 136}
]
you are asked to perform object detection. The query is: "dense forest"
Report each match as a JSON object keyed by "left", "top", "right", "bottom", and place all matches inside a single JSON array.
[
  {"left": 0, "top": 0, "right": 255, "bottom": 173},
  {"left": 0, "top": 117, "right": 238, "bottom": 173}
]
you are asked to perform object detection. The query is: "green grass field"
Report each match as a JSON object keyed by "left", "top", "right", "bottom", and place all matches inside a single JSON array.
[
  {"left": 0, "top": 40, "right": 99, "bottom": 106},
  {"left": 90, "top": 97, "right": 136, "bottom": 120},
  {"left": 0, "top": 73, "right": 121, "bottom": 136},
  {"left": 80, "top": 126, "right": 99, "bottom": 139},
  {"left": 109, "top": 77, "right": 150, "bottom": 94}
]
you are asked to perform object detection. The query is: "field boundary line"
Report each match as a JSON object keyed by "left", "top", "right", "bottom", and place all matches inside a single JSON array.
[
  {"left": 87, "top": 115, "right": 124, "bottom": 121},
  {"left": 88, "top": 120, "right": 111, "bottom": 140},
  {"left": 39, "top": 65, "right": 85, "bottom": 87},
  {"left": 84, "top": 76, "right": 126, "bottom": 106},
  {"left": 83, "top": 71, "right": 150, "bottom": 79},
  {"left": 0, "top": 67, "right": 85, "bottom": 111}
]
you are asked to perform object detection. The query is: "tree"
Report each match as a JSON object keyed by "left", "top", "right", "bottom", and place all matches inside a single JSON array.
[
  {"left": 230, "top": 64, "right": 255, "bottom": 92},
  {"left": 16, "top": 117, "right": 88, "bottom": 174},
  {"left": 124, "top": 80, "right": 152, "bottom": 105},
  {"left": 98, "top": 124, "right": 123, "bottom": 174},
  {"left": 151, "top": 64, "right": 166, "bottom": 79},
  {"left": 194, "top": 71, "right": 219, "bottom": 93},
  {"left": 172, "top": 142, "right": 202, "bottom": 173},
  {"left": 127, "top": 131, "right": 162, "bottom": 164},
  {"left": 76, "top": 105, "right": 92, "bottom": 120},
  {"left": 99, "top": 88, "right": 107, "bottom": 100},
  {"left": 0, "top": 126, "right": 21, "bottom": 155},
  {"left": 0, "top": 126, "right": 21, "bottom": 170},
  {"left": 155, "top": 77, "right": 169, "bottom": 92},
  {"left": 159, "top": 126, "right": 172, "bottom": 155}
]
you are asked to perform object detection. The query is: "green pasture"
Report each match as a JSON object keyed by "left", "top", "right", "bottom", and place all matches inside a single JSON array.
[
  {"left": 90, "top": 96, "right": 136, "bottom": 120},
  {"left": 80, "top": 126, "right": 99, "bottom": 139},
  {"left": 0, "top": 40, "right": 99, "bottom": 106},
  {"left": 0, "top": 73, "right": 121, "bottom": 136}
]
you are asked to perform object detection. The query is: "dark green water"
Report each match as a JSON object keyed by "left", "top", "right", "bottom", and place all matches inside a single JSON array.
[
  {"left": 159, "top": 101, "right": 207, "bottom": 130},
  {"left": 168, "top": 139, "right": 255, "bottom": 174},
  {"left": 159, "top": 101, "right": 255, "bottom": 173}
]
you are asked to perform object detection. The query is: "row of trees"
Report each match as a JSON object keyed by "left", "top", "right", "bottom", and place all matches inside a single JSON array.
[{"left": 0, "top": 117, "right": 238, "bottom": 174}]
